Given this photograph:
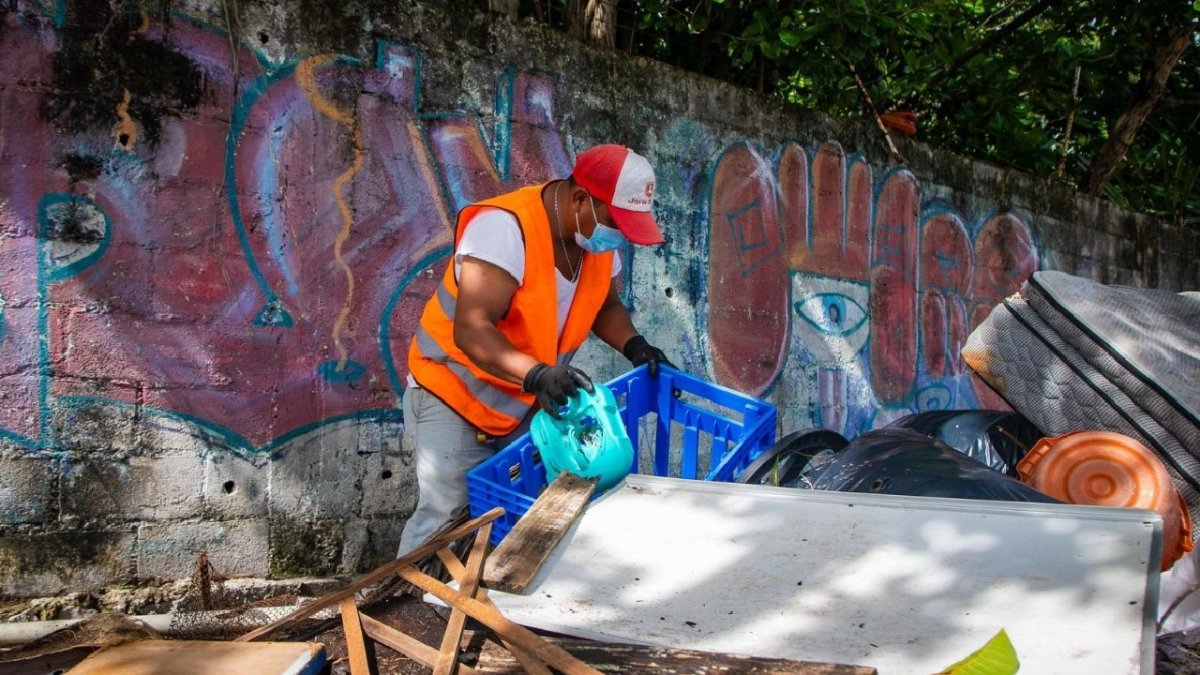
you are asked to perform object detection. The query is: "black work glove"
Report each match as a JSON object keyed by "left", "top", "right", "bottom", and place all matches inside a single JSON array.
[
  {"left": 622, "top": 335, "right": 674, "bottom": 377},
  {"left": 523, "top": 363, "right": 594, "bottom": 417}
]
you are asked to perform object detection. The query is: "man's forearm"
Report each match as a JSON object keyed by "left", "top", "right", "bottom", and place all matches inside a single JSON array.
[
  {"left": 455, "top": 322, "right": 540, "bottom": 387},
  {"left": 590, "top": 300, "right": 638, "bottom": 352}
]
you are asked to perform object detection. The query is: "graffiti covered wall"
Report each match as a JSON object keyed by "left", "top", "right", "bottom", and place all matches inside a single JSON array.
[{"left": 1, "top": 0, "right": 1197, "bottom": 595}]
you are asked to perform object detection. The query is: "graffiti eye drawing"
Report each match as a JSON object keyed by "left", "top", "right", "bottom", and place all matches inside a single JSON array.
[
  {"left": 793, "top": 292, "right": 867, "bottom": 338},
  {"left": 789, "top": 277, "right": 871, "bottom": 367},
  {"left": 915, "top": 383, "right": 953, "bottom": 411}
]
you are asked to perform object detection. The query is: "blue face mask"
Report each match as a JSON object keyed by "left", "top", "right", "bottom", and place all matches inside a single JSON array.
[{"left": 574, "top": 198, "right": 627, "bottom": 253}]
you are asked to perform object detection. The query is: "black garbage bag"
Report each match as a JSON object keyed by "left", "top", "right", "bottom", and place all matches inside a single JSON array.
[
  {"left": 736, "top": 429, "right": 849, "bottom": 488},
  {"left": 888, "top": 410, "right": 1044, "bottom": 477},
  {"left": 807, "top": 428, "right": 1059, "bottom": 503}
]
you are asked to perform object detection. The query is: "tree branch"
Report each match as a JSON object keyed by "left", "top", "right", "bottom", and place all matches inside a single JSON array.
[
  {"left": 1058, "top": 65, "right": 1082, "bottom": 178},
  {"left": 1159, "top": 92, "right": 1200, "bottom": 109},
  {"left": 926, "top": 0, "right": 1055, "bottom": 92},
  {"left": 1082, "top": 25, "right": 1193, "bottom": 195},
  {"left": 844, "top": 56, "right": 906, "bottom": 164}
]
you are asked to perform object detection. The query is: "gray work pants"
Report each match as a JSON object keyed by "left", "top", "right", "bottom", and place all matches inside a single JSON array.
[{"left": 396, "top": 386, "right": 522, "bottom": 556}]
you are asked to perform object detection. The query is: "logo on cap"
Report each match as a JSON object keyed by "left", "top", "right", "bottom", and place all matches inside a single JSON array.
[{"left": 572, "top": 144, "right": 665, "bottom": 245}]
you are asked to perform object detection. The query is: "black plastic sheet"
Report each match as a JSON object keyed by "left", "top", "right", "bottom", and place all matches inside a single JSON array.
[
  {"left": 888, "top": 410, "right": 1044, "bottom": 476},
  {"left": 807, "top": 428, "right": 1059, "bottom": 503}
]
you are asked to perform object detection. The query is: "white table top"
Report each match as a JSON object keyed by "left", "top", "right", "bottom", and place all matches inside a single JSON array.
[{"left": 483, "top": 475, "right": 1160, "bottom": 674}]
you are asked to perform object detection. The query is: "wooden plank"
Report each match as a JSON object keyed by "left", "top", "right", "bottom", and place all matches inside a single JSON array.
[
  {"left": 236, "top": 507, "right": 503, "bottom": 642},
  {"left": 399, "top": 566, "right": 601, "bottom": 675},
  {"left": 64, "top": 640, "right": 326, "bottom": 675},
  {"left": 438, "top": 547, "right": 552, "bottom": 675},
  {"left": 434, "top": 522, "right": 492, "bottom": 675},
  {"left": 359, "top": 613, "right": 477, "bottom": 675},
  {"left": 474, "top": 635, "right": 877, "bottom": 675},
  {"left": 483, "top": 473, "right": 595, "bottom": 594},
  {"left": 473, "top": 591, "right": 551, "bottom": 675},
  {"left": 436, "top": 547, "right": 466, "bottom": 580},
  {"left": 339, "top": 598, "right": 373, "bottom": 675}
]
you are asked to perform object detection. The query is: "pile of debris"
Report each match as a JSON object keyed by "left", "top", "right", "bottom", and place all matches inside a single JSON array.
[
  {"left": 3, "top": 270, "right": 1195, "bottom": 673},
  {"left": 5, "top": 501, "right": 874, "bottom": 674}
]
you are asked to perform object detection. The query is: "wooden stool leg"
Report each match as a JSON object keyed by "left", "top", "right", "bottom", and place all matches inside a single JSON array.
[
  {"left": 339, "top": 597, "right": 375, "bottom": 675},
  {"left": 436, "top": 537, "right": 552, "bottom": 674},
  {"left": 360, "top": 613, "right": 478, "bottom": 674},
  {"left": 433, "top": 523, "right": 491, "bottom": 675},
  {"left": 401, "top": 566, "right": 601, "bottom": 675}
]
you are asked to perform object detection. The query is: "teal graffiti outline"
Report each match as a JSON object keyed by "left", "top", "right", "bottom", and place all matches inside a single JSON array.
[
  {"left": 226, "top": 59, "right": 293, "bottom": 327},
  {"left": 913, "top": 202, "right": 972, "bottom": 387},
  {"left": 379, "top": 245, "right": 454, "bottom": 401},
  {"left": 35, "top": 202, "right": 50, "bottom": 449},
  {"left": 37, "top": 193, "right": 111, "bottom": 282},
  {"left": 52, "top": 0, "right": 66, "bottom": 28},
  {"left": 375, "top": 40, "right": 422, "bottom": 111},
  {"left": 191, "top": 3, "right": 305, "bottom": 328},
  {"left": 31, "top": 193, "right": 114, "bottom": 451},
  {"left": 317, "top": 359, "right": 367, "bottom": 383},
  {"left": 867, "top": 165, "right": 921, "bottom": 284},
  {"left": 493, "top": 65, "right": 516, "bottom": 182},
  {"left": 417, "top": 65, "right": 517, "bottom": 215},
  {"left": 913, "top": 382, "right": 954, "bottom": 411}
]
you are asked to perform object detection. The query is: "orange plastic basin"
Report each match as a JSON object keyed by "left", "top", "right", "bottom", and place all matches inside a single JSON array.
[{"left": 1018, "top": 430, "right": 1193, "bottom": 570}]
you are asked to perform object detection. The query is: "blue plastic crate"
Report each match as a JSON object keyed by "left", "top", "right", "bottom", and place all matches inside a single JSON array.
[{"left": 467, "top": 364, "right": 777, "bottom": 544}]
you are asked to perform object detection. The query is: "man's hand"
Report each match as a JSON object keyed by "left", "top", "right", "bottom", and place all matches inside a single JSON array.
[
  {"left": 523, "top": 363, "right": 594, "bottom": 416},
  {"left": 622, "top": 335, "right": 674, "bottom": 376}
]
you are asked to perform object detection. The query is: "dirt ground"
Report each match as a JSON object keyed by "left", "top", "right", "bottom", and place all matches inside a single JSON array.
[{"left": 316, "top": 593, "right": 453, "bottom": 674}]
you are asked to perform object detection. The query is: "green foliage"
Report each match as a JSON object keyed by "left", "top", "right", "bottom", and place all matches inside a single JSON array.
[{"left": 534, "top": 0, "right": 1200, "bottom": 227}]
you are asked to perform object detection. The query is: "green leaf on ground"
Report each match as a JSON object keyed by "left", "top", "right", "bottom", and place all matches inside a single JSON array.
[{"left": 938, "top": 629, "right": 1019, "bottom": 674}]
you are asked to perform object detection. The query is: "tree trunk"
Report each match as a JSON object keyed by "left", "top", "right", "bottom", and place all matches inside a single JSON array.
[
  {"left": 1082, "top": 25, "right": 1193, "bottom": 195},
  {"left": 567, "top": 0, "right": 618, "bottom": 49},
  {"left": 488, "top": 0, "right": 520, "bottom": 19}
]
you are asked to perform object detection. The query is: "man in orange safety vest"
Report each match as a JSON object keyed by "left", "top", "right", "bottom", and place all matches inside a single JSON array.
[{"left": 399, "top": 144, "right": 673, "bottom": 554}]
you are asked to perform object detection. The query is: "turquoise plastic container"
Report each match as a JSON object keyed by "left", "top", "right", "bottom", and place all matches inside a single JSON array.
[{"left": 530, "top": 384, "right": 634, "bottom": 492}]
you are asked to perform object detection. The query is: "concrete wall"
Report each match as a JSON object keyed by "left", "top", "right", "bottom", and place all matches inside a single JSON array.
[{"left": 1, "top": 0, "right": 1197, "bottom": 596}]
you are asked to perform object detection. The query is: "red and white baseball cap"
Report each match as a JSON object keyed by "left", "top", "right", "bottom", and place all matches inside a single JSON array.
[{"left": 572, "top": 144, "right": 664, "bottom": 245}]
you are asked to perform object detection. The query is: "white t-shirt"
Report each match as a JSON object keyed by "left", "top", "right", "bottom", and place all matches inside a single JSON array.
[
  {"left": 407, "top": 208, "right": 622, "bottom": 388},
  {"left": 453, "top": 208, "right": 622, "bottom": 335}
]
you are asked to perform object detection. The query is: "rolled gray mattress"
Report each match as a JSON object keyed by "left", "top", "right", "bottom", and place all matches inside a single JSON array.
[{"left": 963, "top": 271, "right": 1200, "bottom": 533}]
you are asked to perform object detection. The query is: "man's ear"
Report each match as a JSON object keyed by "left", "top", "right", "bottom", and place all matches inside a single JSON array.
[{"left": 571, "top": 186, "right": 590, "bottom": 206}]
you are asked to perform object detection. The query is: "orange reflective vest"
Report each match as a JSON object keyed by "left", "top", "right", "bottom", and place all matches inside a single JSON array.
[{"left": 407, "top": 184, "right": 615, "bottom": 436}]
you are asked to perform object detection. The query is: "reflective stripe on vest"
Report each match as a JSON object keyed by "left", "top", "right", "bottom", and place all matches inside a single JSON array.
[
  {"left": 435, "top": 283, "right": 454, "bottom": 318},
  {"left": 412, "top": 324, "right": 532, "bottom": 420}
]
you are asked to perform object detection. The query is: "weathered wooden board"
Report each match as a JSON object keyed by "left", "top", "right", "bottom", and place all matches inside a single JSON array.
[
  {"left": 64, "top": 639, "right": 326, "bottom": 675},
  {"left": 483, "top": 473, "right": 595, "bottom": 594}
]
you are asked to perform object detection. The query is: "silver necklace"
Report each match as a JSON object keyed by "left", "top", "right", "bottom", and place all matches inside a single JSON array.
[{"left": 552, "top": 181, "right": 581, "bottom": 282}]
